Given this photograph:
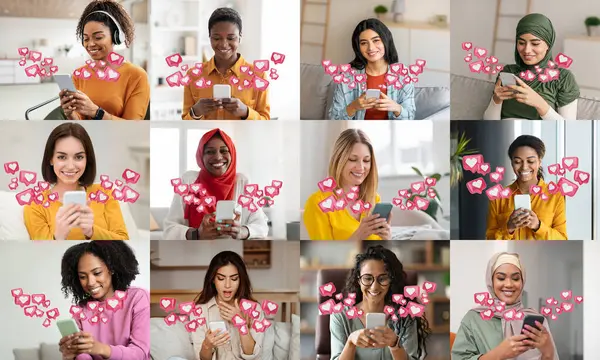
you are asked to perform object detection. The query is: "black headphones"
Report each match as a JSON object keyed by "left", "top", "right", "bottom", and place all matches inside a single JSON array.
[{"left": 83, "top": 10, "right": 125, "bottom": 46}]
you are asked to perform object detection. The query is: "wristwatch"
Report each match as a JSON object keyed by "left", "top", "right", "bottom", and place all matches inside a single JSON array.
[
  {"left": 93, "top": 107, "right": 105, "bottom": 120},
  {"left": 189, "top": 228, "right": 199, "bottom": 240}
]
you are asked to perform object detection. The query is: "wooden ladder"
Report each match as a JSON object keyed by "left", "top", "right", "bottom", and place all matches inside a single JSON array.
[
  {"left": 490, "top": 0, "right": 532, "bottom": 78},
  {"left": 301, "top": 0, "right": 332, "bottom": 61}
]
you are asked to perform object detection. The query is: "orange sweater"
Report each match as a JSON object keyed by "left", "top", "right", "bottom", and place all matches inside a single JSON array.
[
  {"left": 182, "top": 55, "right": 270, "bottom": 120},
  {"left": 23, "top": 184, "right": 129, "bottom": 240},
  {"left": 73, "top": 62, "right": 150, "bottom": 120}
]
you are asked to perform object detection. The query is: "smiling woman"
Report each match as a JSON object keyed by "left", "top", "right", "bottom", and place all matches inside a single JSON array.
[{"left": 58, "top": 0, "right": 150, "bottom": 120}]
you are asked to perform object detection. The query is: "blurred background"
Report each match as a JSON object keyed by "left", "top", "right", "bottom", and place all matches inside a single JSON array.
[
  {"left": 149, "top": 0, "right": 300, "bottom": 120},
  {"left": 149, "top": 121, "right": 301, "bottom": 240},
  {"left": 584, "top": 240, "right": 599, "bottom": 359},
  {"left": 451, "top": 120, "right": 594, "bottom": 240},
  {"left": 0, "top": 121, "right": 150, "bottom": 239},
  {"left": 300, "top": 120, "right": 451, "bottom": 239},
  {"left": 0, "top": 0, "right": 149, "bottom": 120},
  {"left": 299, "top": 240, "right": 450, "bottom": 360},
  {"left": 149, "top": 240, "right": 300, "bottom": 360},
  {"left": 451, "top": 0, "right": 600, "bottom": 99},
  {"left": 0, "top": 240, "right": 150, "bottom": 360},
  {"left": 451, "top": 241, "right": 584, "bottom": 360}
]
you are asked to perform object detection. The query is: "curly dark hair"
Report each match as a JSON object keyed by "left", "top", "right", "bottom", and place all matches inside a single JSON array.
[
  {"left": 508, "top": 134, "right": 546, "bottom": 180},
  {"left": 344, "top": 245, "right": 431, "bottom": 358},
  {"left": 76, "top": 0, "right": 135, "bottom": 47},
  {"left": 61, "top": 241, "right": 139, "bottom": 305},
  {"left": 208, "top": 7, "right": 243, "bottom": 35}
]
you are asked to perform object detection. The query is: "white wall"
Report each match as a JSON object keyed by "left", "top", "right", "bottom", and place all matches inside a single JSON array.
[
  {"left": 0, "top": 121, "right": 150, "bottom": 229},
  {"left": 451, "top": 0, "right": 600, "bottom": 96},
  {"left": 450, "top": 241, "right": 583, "bottom": 358},
  {"left": 0, "top": 240, "right": 150, "bottom": 359},
  {"left": 584, "top": 240, "right": 599, "bottom": 358}
]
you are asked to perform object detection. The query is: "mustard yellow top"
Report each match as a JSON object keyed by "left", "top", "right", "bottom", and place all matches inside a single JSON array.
[
  {"left": 23, "top": 184, "right": 129, "bottom": 240},
  {"left": 182, "top": 55, "right": 270, "bottom": 120},
  {"left": 303, "top": 191, "right": 382, "bottom": 240},
  {"left": 73, "top": 62, "right": 150, "bottom": 120},
  {"left": 486, "top": 179, "right": 567, "bottom": 240}
]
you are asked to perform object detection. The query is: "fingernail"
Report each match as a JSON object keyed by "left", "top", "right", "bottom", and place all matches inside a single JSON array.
[
  {"left": 218, "top": 220, "right": 222, "bottom": 223},
  {"left": 217, "top": 227, "right": 221, "bottom": 231}
]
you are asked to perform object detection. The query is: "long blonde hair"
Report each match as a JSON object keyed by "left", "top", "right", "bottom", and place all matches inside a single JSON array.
[{"left": 328, "top": 129, "right": 378, "bottom": 206}]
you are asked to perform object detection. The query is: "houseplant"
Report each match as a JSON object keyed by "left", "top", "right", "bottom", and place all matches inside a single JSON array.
[
  {"left": 585, "top": 16, "right": 600, "bottom": 36},
  {"left": 374, "top": 5, "right": 388, "bottom": 20},
  {"left": 408, "top": 167, "right": 447, "bottom": 221},
  {"left": 450, "top": 131, "right": 479, "bottom": 188}
]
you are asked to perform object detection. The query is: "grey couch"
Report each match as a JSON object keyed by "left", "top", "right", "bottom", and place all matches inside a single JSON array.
[
  {"left": 451, "top": 74, "right": 600, "bottom": 120},
  {"left": 13, "top": 343, "right": 60, "bottom": 360},
  {"left": 300, "top": 63, "right": 450, "bottom": 120}
]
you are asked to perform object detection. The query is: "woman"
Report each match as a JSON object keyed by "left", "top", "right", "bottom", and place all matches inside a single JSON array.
[
  {"left": 59, "top": 0, "right": 150, "bottom": 120},
  {"left": 190, "top": 251, "right": 264, "bottom": 360},
  {"left": 58, "top": 240, "right": 150, "bottom": 360},
  {"left": 483, "top": 13, "right": 579, "bottom": 120},
  {"left": 486, "top": 135, "right": 567, "bottom": 240},
  {"left": 330, "top": 245, "right": 430, "bottom": 360},
  {"left": 163, "top": 128, "right": 268, "bottom": 240},
  {"left": 182, "top": 7, "right": 270, "bottom": 120},
  {"left": 328, "top": 18, "right": 415, "bottom": 120},
  {"left": 303, "top": 128, "right": 392, "bottom": 240},
  {"left": 23, "top": 123, "right": 128, "bottom": 240},
  {"left": 452, "top": 252, "right": 558, "bottom": 360}
]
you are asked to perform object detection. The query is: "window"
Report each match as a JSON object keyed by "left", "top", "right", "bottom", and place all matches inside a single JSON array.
[
  {"left": 150, "top": 128, "right": 179, "bottom": 208},
  {"left": 348, "top": 121, "right": 434, "bottom": 176}
]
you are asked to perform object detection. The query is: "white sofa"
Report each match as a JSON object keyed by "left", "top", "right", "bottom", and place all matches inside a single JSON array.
[
  {"left": 13, "top": 344, "right": 61, "bottom": 360},
  {"left": 0, "top": 190, "right": 149, "bottom": 240},
  {"left": 150, "top": 315, "right": 300, "bottom": 360}
]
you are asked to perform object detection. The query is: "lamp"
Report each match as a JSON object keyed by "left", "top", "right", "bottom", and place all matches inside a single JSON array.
[{"left": 391, "top": 0, "right": 405, "bottom": 23}]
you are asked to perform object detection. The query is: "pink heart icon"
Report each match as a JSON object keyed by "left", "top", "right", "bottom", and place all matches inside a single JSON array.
[
  {"left": 165, "top": 53, "right": 183, "bottom": 67},
  {"left": 474, "top": 47, "right": 487, "bottom": 59},
  {"left": 462, "top": 42, "right": 473, "bottom": 51},
  {"left": 271, "top": 52, "right": 285, "bottom": 64}
]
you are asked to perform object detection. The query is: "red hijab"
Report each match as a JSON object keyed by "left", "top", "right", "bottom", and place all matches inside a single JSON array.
[{"left": 185, "top": 128, "right": 237, "bottom": 228}]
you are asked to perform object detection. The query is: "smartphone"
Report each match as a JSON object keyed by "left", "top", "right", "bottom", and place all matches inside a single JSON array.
[
  {"left": 54, "top": 74, "right": 77, "bottom": 92},
  {"left": 372, "top": 203, "right": 393, "bottom": 222},
  {"left": 216, "top": 200, "right": 236, "bottom": 221},
  {"left": 63, "top": 191, "right": 87, "bottom": 206},
  {"left": 513, "top": 194, "right": 531, "bottom": 211},
  {"left": 213, "top": 84, "right": 231, "bottom": 99},
  {"left": 499, "top": 72, "right": 518, "bottom": 87},
  {"left": 365, "top": 89, "right": 380, "bottom": 100},
  {"left": 521, "top": 315, "right": 545, "bottom": 337},
  {"left": 56, "top": 318, "right": 80, "bottom": 337},
  {"left": 366, "top": 312, "right": 386, "bottom": 329},
  {"left": 209, "top": 320, "right": 228, "bottom": 333}
]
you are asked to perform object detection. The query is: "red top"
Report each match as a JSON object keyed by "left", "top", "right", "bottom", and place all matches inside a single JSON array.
[{"left": 364, "top": 73, "right": 388, "bottom": 120}]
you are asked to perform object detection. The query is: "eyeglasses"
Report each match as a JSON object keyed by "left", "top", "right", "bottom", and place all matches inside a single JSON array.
[{"left": 359, "top": 274, "right": 392, "bottom": 287}]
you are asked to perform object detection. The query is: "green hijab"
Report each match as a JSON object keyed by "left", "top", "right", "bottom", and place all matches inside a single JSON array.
[{"left": 499, "top": 13, "right": 580, "bottom": 119}]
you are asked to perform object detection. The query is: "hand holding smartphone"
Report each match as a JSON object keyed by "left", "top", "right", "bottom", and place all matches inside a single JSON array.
[
  {"left": 499, "top": 73, "right": 518, "bottom": 87},
  {"left": 54, "top": 74, "right": 77, "bottom": 93},
  {"left": 57, "top": 318, "right": 80, "bottom": 337},
  {"left": 365, "top": 89, "right": 381, "bottom": 100}
]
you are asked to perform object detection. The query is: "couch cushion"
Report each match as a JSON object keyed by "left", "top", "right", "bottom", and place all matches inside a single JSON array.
[
  {"left": 0, "top": 190, "right": 30, "bottom": 240},
  {"left": 288, "top": 314, "right": 300, "bottom": 360},
  {"left": 13, "top": 348, "right": 39, "bottom": 360},
  {"left": 39, "top": 343, "right": 61, "bottom": 360},
  {"left": 577, "top": 96, "right": 600, "bottom": 120},
  {"left": 415, "top": 87, "right": 450, "bottom": 120},
  {"left": 150, "top": 318, "right": 196, "bottom": 360},
  {"left": 272, "top": 321, "right": 292, "bottom": 360},
  {"left": 300, "top": 63, "right": 336, "bottom": 120}
]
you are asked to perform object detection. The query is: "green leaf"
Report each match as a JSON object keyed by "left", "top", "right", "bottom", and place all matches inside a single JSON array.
[
  {"left": 412, "top": 166, "right": 424, "bottom": 177},
  {"left": 431, "top": 173, "right": 442, "bottom": 181}
]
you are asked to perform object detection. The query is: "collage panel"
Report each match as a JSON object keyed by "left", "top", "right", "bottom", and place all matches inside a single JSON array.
[
  {"left": 451, "top": 120, "right": 593, "bottom": 240},
  {"left": 0, "top": 121, "right": 150, "bottom": 240},
  {"left": 451, "top": 0, "right": 600, "bottom": 120},
  {"left": 149, "top": 0, "right": 300, "bottom": 120},
  {"left": 451, "top": 241, "right": 583, "bottom": 359},
  {"left": 300, "top": 0, "right": 450, "bottom": 120},
  {"left": 0, "top": 240, "right": 150, "bottom": 359},
  {"left": 149, "top": 240, "right": 300, "bottom": 360},
  {"left": 0, "top": 0, "right": 150, "bottom": 120},
  {"left": 299, "top": 240, "right": 451, "bottom": 360},
  {"left": 300, "top": 120, "right": 450, "bottom": 240},
  {"left": 149, "top": 121, "right": 300, "bottom": 240}
]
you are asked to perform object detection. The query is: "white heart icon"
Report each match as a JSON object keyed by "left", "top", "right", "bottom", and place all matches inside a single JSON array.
[
  {"left": 466, "top": 158, "right": 477, "bottom": 168},
  {"left": 410, "top": 306, "right": 421, "bottom": 315},
  {"left": 161, "top": 299, "right": 171, "bottom": 308}
]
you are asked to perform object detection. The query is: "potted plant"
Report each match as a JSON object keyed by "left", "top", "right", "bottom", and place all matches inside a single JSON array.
[
  {"left": 450, "top": 132, "right": 479, "bottom": 188},
  {"left": 408, "top": 167, "right": 448, "bottom": 221},
  {"left": 585, "top": 16, "right": 600, "bottom": 36},
  {"left": 374, "top": 5, "right": 388, "bottom": 20}
]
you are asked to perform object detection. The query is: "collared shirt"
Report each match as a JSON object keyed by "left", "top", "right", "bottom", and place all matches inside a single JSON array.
[
  {"left": 182, "top": 55, "right": 270, "bottom": 120},
  {"left": 486, "top": 178, "right": 567, "bottom": 240},
  {"left": 328, "top": 66, "right": 416, "bottom": 120},
  {"left": 190, "top": 297, "right": 264, "bottom": 360}
]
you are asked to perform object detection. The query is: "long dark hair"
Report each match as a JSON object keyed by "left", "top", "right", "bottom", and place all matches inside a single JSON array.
[
  {"left": 344, "top": 245, "right": 430, "bottom": 358},
  {"left": 194, "top": 251, "right": 256, "bottom": 304},
  {"left": 61, "top": 241, "right": 139, "bottom": 306},
  {"left": 508, "top": 135, "right": 546, "bottom": 180},
  {"left": 349, "top": 18, "right": 399, "bottom": 70}
]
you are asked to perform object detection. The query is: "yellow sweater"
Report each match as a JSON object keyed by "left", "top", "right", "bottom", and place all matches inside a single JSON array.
[
  {"left": 486, "top": 179, "right": 567, "bottom": 240},
  {"left": 182, "top": 55, "right": 270, "bottom": 120},
  {"left": 303, "top": 191, "right": 382, "bottom": 240},
  {"left": 72, "top": 62, "right": 150, "bottom": 120},
  {"left": 23, "top": 184, "right": 129, "bottom": 240}
]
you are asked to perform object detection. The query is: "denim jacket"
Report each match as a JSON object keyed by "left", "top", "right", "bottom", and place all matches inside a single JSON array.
[{"left": 328, "top": 66, "right": 416, "bottom": 120}]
